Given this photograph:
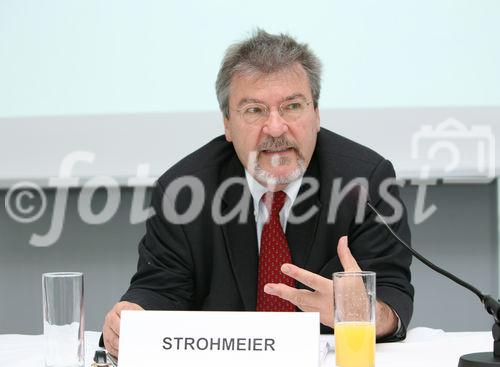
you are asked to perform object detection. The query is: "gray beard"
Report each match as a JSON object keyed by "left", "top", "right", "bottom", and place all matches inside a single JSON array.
[{"left": 253, "top": 155, "right": 306, "bottom": 186}]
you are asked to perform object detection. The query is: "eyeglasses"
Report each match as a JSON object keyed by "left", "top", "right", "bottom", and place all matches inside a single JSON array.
[{"left": 234, "top": 99, "right": 313, "bottom": 125}]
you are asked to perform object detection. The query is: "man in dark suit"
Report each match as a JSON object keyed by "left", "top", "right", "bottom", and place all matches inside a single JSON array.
[{"left": 102, "top": 30, "right": 414, "bottom": 357}]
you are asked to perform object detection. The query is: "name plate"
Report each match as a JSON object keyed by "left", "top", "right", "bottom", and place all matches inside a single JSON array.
[{"left": 119, "top": 310, "right": 320, "bottom": 367}]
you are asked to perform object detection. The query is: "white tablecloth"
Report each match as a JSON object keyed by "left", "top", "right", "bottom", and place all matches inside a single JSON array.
[
  {"left": 0, "top": 331, "right": 100, "bottom": 367},
  {"left": 0, "top": 328, "right": 493, "bottom": 367}
]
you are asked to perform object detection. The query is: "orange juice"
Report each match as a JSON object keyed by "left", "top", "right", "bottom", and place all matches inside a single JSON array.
[{"left": 335, "top": 321, "right": 375, "bottom": 367}]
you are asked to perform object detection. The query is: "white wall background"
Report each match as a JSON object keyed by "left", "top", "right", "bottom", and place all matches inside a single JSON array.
[
  {"left": 1, "top": 0, "right": 499, "bottom": 183},
  {"left": 1, "top": 0, "right": 500, "bottom": 118}
]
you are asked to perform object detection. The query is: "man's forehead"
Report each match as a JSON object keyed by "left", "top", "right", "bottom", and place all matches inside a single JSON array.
[
  {"left": 233, "top": 63, "right": 308, "bottom": 86},
  {"left": 237, "top": 93, "right": 307, "bottom": 108},
  {"left": 230, "top": 64, "right": 311, "bottom": 104}
]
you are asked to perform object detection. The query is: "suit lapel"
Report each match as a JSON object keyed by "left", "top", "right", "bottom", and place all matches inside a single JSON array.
[
  {"left": 220, "top": 155, "right": 259, "bottom": 311},
  {"left": 219, "top": 149, "right": 323, "bottom": 308},
  {"left": 285, "top": 154, "right": 322, "bottom": 269}
]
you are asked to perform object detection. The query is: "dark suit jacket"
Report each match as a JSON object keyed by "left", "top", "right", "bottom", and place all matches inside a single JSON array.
[{"left": 120, "top": 127, "right": 414, "bottom": 340}]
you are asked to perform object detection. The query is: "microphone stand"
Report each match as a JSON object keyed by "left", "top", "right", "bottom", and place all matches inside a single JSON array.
[{"left": 366, "top": 202, "right": 500, "bottom": 367}]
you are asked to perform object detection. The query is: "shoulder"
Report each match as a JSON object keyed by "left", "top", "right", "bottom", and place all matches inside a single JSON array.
[
  {"left": 156, "top": 135, "right": 236, "bottom": 188},
  {"left": 316, "top": 127, "right": 384, "bottom": 165},
  {"left": 315, "top": 127, "right": 394, "bottom": 178}
]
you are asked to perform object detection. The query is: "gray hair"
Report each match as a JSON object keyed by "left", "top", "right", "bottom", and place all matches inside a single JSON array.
[{"left": 215, "top": 29, "right": 322, "bottom": 118}]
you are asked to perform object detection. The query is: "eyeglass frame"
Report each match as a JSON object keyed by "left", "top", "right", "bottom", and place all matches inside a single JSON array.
[{"left": 232, "top": 98, "right": 314, "bottom": 124}]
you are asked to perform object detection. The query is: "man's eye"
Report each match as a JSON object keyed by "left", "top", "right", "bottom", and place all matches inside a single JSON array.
[
  {"left": 246, "top": 107, "right": 263, "bottom": 114},
  {"left": 285, "top": 102, "right": 302, "bottom": 111}
]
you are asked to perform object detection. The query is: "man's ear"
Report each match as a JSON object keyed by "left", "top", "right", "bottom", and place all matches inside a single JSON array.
[
  {"left": 223, "top": 116, "right": 233, "bottom": 142},
  {"left": 314, "top": 108, "right": 321, "bottom": 132}
]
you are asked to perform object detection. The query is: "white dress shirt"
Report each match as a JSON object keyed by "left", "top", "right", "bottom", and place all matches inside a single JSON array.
[{"left": 244, "top": 170, "right": 303, "bottom": 253}]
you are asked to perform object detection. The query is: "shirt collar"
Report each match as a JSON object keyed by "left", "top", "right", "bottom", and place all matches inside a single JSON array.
[{"left": 244, "top": 170, "right": 303, "bottom": 210}]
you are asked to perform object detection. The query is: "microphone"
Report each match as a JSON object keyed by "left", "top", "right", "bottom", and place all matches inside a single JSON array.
[{"left": 365, "top": 199, "right": 500, "bottom": 367}]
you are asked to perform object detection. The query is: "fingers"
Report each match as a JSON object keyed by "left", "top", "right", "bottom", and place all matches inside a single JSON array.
[
  {"left": 337, "top": 236, "right": 361, "bottom": 272},
  {"left": 280, "top": 263, "right": 331, "bottom": 292},
  {"left": 103, "top": 322, "right": 119, "bottom": 358},
  {"left": 265, "top": 281, "right": 334, "bottom": 327},
  {"left": 103, "top": 301, "right": 144, "bottom": 358},
  {"left": 106, "top": 303, "right": 126, "bottom": 336},
  {"left": 103, "top": 306, "right": 121, "bottom": 357},
  {"left": 264, "top": 283, "right": 317, "bottom": 310},
  {"left": 113, "top": 302, "right": 144, "bottom": 333},
  {"left": 266, "top": 265, "right": 335, "bottom": 328}
]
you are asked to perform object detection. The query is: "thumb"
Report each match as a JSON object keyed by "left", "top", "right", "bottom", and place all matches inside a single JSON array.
[{"left": 337, "top": 236, "right": 361, "bottom": 272}]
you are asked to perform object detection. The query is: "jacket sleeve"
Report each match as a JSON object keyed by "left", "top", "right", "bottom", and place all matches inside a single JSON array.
[
  {"left": 120, "top": 180, "right": 195, "bottom": 310},
  {"left": 348, "top": 158, "right": 414, "bottom": 342}
]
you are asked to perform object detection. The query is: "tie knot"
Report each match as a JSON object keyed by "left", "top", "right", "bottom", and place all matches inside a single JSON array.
[{"left": 262, "top": 191, "right": 287, "bottom": 215}]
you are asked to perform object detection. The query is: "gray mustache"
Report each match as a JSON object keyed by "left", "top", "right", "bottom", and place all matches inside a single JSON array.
[{"left": 258, "top": 136, "right": 298, "bottom": 152}]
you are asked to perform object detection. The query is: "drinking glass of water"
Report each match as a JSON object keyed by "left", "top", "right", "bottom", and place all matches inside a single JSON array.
[{"left": 42, "top": 272, "right": 84, "bottom": 367}]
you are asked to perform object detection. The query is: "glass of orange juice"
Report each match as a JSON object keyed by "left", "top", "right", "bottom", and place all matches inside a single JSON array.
[{"left": 333, "top": 271, "right": 376, "bottom": 367}]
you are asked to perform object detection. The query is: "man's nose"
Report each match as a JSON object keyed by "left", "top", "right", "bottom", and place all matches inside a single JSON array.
[{"left": 262, "top": 109, "right": 288, "bottom": 137}]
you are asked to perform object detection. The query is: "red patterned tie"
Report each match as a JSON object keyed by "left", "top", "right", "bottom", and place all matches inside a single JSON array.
[{"left": 256, "top": 191, "right": 295, "bottom": 312}]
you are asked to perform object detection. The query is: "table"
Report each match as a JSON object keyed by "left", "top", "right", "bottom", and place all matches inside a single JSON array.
[{"left": 0, "top": 328, "right": 493, "bottom": 367}]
